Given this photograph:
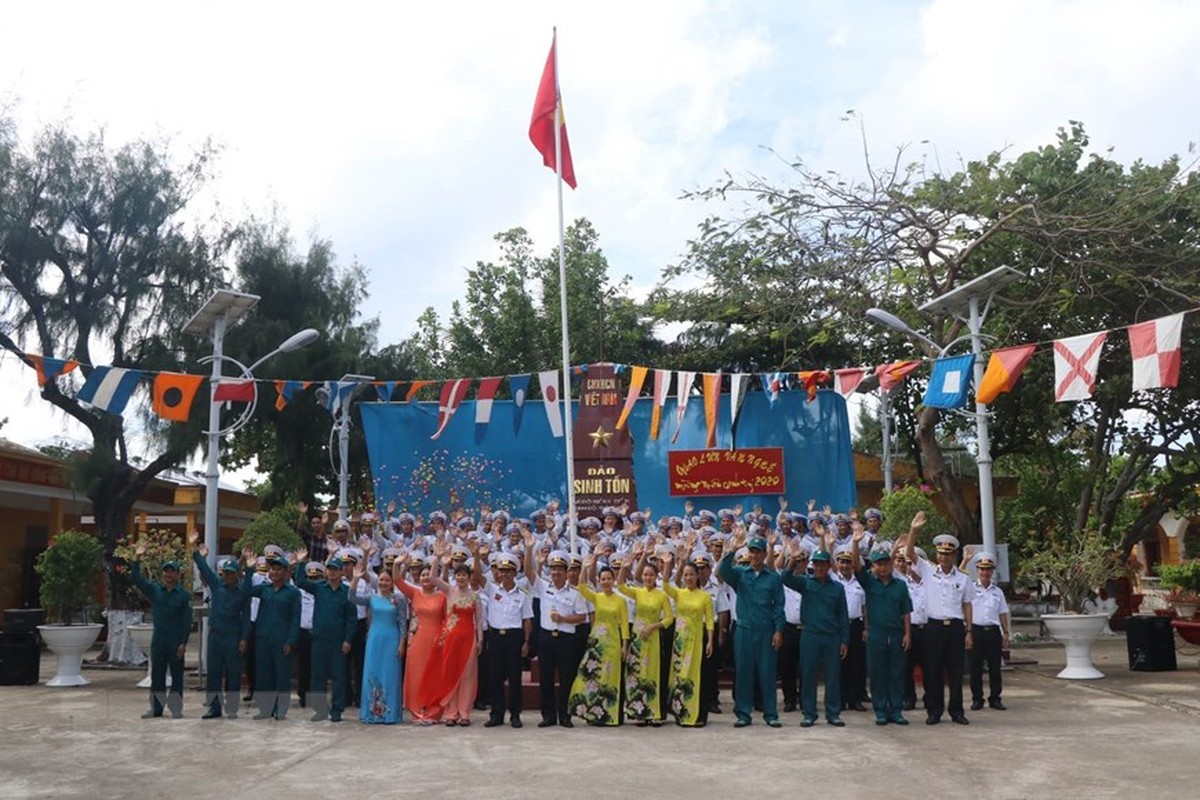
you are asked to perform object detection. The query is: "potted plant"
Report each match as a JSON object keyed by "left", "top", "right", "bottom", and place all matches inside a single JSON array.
[
  {"left": 113, "top": 528, "right": 192, "bottom": 684},
  {"left": 34, "top": 530, "right": 105, "bottom": 686},
  {"left": 1023, "top": 530, "right": 1127, "bottom": 680},
  {"left": 1154, "top": 560, "right": 1200, "bottom": 619}
]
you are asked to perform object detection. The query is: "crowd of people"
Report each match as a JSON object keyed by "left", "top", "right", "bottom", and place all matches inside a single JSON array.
[{"left": 128, "top": 499, "right": 1011, "bottom": 729}]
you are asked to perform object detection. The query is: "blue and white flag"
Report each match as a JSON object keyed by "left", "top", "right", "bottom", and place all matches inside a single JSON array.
[
  {"left": 923, "top": 354, "right": 976, "bottom": 409},
  {"left": 323, "top": 380, "right": 358, "bottom": 415},
  {"left": 509, "top": 374, "right": 531, "bottom": 435},
  {"left": 77, "top": 367, "right": 144, "bottom": 415},
  {"left": 760, "top": 371, "right": 787, "bottom": 408}
]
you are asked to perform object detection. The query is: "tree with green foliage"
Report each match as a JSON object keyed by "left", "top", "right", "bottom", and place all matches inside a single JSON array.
[
  {"left": 404, "top": 220, "right": 663, "bottom": 383},
  {"left": 662, "top": 121, "right": 1200, "bottom": 550},
  {"left": 0, "top": 120, "right": 223, "bottom": 606}
]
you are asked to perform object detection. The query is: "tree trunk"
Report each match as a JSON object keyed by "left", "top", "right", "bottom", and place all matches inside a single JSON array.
[{"left": 915, "top": 406, "right": 980, "bottom": 543}]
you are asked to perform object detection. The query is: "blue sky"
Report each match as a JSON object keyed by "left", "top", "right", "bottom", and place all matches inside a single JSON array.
[{"left": 2, "top": 0, "right": 1198, "bottom": 468}]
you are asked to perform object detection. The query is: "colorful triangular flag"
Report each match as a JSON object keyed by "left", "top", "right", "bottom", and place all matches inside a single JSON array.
[
  {"left": 1053, "top": 331, "right": 1108, "bottom": 402},
  {"left": 671, "top": 371, "right": 696, "bottom": 444},
  {"left": 922, "top": 354, "right": 976, "bottom": 409},
  {"left": 539, "top": 369, "right": 564, "bottom": 438},
  {"left": 1129, "top": 313, "right": 1184, "bottom": 391},
  {"left": 615, "top": 365, "right": 648, "bottom": 430},
  {"left": 77, "top": 367, "right": 143, "bottom": 416},
  {"left": 834, "top": 368, "right": 866, "bottom": 398},
  {"left": 760, "top": 372, "right": 787, "bottom": 408},
  {"left": 702, "top": 372, "right": 721, "bottom": 448},
  {"left": 26, "top": 354, "right": 80, "bottom": 387},
  {"left": 875, "top": 360, "right": 921, "bottom": 392},
  {"left": 152, "top": 372, "right": 205, "bottom": 422},
  {"left": 431, "top": 379, "right": 472, "bottom": 439},
  {"left": 405, "top": 380, "right": 435, "bottom": 402},
  {"left": 274, "top": 380, "right": 312, "bottom": 411},
  {"left": 728, "top": 373, "right": 750, "bottom": 450},
  {"left": 976, "top": 345, "right": 1036, "bottom": 404},
  {"left": 796, "top": 370, "right": 830, "bottom": 403},
  {"left": 649, "top": 369, "right": 672, "bottom": 441},
  {"left": 510, "top": 374, "right": 532, "bottom": 434},
  {"left": 322, "top": 380, "right": 358, "bottom": 416},
  {"left": 474, "top": 377, "right": 503, "bottom": 440},
  {"left": 373, "top": 381, "right": 401, "bottom": 402}
]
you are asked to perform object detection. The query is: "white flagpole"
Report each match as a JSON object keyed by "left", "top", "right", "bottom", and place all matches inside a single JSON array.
[{"left": 552, "top": 27, "right": 579, "bottom": 556}]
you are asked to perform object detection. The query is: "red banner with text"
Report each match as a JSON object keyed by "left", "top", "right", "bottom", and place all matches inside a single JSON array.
[{"left": 667, "top": 447, "right": 785, "bottom": 497}]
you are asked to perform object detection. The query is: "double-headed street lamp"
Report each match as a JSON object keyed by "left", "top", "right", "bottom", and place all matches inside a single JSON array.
[
  {"left": 183, "top": 290, "right": 319, "bottom": 567},
  {"left": 867, "top": 266, "right": 1023, "bottom": 559},
  {"left": 316, "top": 373, "right": 374, "bottom": 523}
]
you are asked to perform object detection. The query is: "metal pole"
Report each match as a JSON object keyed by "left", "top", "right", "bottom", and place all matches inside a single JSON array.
[
  {"left": 338, "top": 409, "right": 351, "bottom": 523},
  {"left": 552, "top": 28, "right": 579, "bottom": 555},
  {"left": 200, "top": 311, "right": 226, "bottom": 678},
  {"left": 880, "top": 390, "right": 893, "bottom": 494},
  {"left": 970, "top": 294, "right": 997, "bottom": 557}
]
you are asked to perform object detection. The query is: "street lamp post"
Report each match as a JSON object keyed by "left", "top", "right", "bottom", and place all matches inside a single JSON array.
[
  {"left": 318, "top": 373, "right": 374, "bottom": 523},
  {"left": 867, "top": 266, "right": 1023, "bottom": 558}
]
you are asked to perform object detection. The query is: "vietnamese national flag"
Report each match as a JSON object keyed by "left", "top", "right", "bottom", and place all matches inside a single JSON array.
[{"left": 529, "top": 32, "right": 577, "bottom": 188}]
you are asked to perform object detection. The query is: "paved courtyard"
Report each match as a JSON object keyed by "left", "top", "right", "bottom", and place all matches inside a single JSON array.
[{"left": 1, "top": 637, "right": 1198, "bottom": 799}]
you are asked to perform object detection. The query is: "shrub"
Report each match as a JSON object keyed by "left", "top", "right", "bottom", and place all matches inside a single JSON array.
[{"left": 35, "top": 530, "right": 105, "bottom": 624}]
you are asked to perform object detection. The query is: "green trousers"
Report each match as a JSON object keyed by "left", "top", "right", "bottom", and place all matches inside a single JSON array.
[
  {"left": 866, "top": 628, "right": 906, "bottom": 721},
  {"left": 309, "top": 637, "right": 347, "bottom": 717}
]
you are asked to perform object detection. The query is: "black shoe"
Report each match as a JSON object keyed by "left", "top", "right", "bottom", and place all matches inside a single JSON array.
[
  {"left": 903, "top": 699, "right": 916, "bottom": 711},
  {"left": 511, "top": 718, "right": 523, "bottom": 729},
  {"left": 538, "top": 720, "right": 556, "bottom": 728},
  {"left": 827, "top": 717, "right": 845, "bottom": 727},
  {"left": 800, "top": 717, "right": 816, "bottom": 727},
  {"left": 201, "top": 709, "right": 222, "bottom": 720},
  {"left": 766, "top": 719, "right": 782, "bottom": 728},
  {"left": 989, "top": 700, "right": 1006, "bottom": 710},
  {"left": 783, "top": 702, "right": 797, "bottom": 713},
  {"left": 926, "top": 715, "right": 941, "bottom": 725},
  {"left": 708, "top": 703, "right": 723, "bottom": 714},
  {"left": 560, "top": 719, "right": 574, "bottom": 728},
  {"left": 329, "top": 713, "right": 342, "bottom": 722},
  {"left": 889, "top": 715, "right": 910, "bottom": 726},
  {"left": 140, "top": 711, "right": 162, "bottom": 719},
  {"left": 734, "top": 718, "right": 751, "bottom": 728},
  {"left": 875, "top": 719, "right": 888, "bottom": 726},
  {"left": 484, "top": 718, "right": 504, "bottom": 728},
  {"left": 243, "top": 694, "right": 253, "bottom": 702},
  {"left": 970, "top": 700, "right": 984, "bottom": 711},
  {"left": 951, "top": 714, "right": 970, "bottom": 725}
]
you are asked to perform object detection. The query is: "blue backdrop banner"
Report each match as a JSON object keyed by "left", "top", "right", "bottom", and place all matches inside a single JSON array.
[{"left": 359, "top": 390, "right": 857, "bottom": 518}]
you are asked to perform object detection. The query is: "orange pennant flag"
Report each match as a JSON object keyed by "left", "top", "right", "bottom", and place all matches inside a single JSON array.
[
  {"left": 152, "top": 372, "right": 205, "bottom": 422},
  {"left": 615, "top": 366, "right": 648, "bottom": 430},
  {"left": 796, "top": 370, "right": 830, "bottom": 402},
  {"left": 976, "top": 344, "right": 1037, "bottom": 404},
  {"left": 702, "top": 372, "right": 722, "bottom": 448},
  {"left": 405, "top": 380, "right": 435, "bottom": 402}
]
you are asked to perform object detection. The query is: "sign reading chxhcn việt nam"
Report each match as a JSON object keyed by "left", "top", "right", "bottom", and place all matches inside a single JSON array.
[{"left": 667, "top": 447, "right": 785, "bottom": 497}]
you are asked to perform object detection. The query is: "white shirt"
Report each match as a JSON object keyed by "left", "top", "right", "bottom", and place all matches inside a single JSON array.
[
  {"left": 249, "top": 572, "right": 268, "bottom": 621},
  {"left": 834, "top": 572, "right": 865, "bottom": 619},
  {"left": 484, "top": 581, "right": 533, "bottom": 630},
  {"left": 916, "top": 560, "right": 975, "bottom": 620},
  {"left": 532, "top": 578, "right": 588, "bottom": 633},
  {"left": 783, "top": 585, "right": 803, "bottom": 625},
  {"left": 299, "top": 587, "right": 315, "bottom": 630},
  {"left": 970, "top": 582, "right": 1009, "bottom": 627},
  {"left": 896, "top": 571, "right": 928, "bottom": 625},
  {"left": 704, "top": 577, "right": 732, "bottom": 615}
]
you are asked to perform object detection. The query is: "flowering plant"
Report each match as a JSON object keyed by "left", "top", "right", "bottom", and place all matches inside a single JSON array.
[{"left": 113, "top": 528, "right": 194, "bottom": 607}]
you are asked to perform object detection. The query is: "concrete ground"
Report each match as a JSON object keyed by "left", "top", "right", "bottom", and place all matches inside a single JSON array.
[{"left": 1, "top": 636, "right": 1199, "bottom": 799}]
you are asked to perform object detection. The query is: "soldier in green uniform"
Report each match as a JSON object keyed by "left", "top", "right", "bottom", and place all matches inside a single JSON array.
[
  {"left": 129, "top": 546, "right": 193, "bottom": 719},
  {"left": 242, "top": 549, "right": 301, "bottom": 720},
  {"left": 290, "top": 550, "right": 358, "bottom": 722},
  {"left": 717, "top": 530, "right": 786, "bottom": 728},
  {"left": 188, "top": 530, "right": 251, "bottom": 719},
  {"left": 852, "top": 527, "right": 912, "bottom": 725},
  {"left": 782, "top": 544, "right": 849, "bottom": 727}
]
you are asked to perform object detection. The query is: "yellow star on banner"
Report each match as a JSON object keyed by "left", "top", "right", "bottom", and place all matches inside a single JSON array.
[{"left": 589, "top": 424, "right": 613, "bottom": 449}]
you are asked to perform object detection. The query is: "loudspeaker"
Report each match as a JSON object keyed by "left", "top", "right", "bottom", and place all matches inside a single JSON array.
[
  {"left": 1126, "top": 615, "right": 1177, "bottom": 672},
  {"left": 0, "top": 635, "right": 40, "bottom": 685}
]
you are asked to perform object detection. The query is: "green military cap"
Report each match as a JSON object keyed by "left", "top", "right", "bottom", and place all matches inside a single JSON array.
[
  {"left": 868, "top": 550, "right": 892, "bottom": 563},
  {"left": 811, "top": 550, "right": 832, "bottom": 563},
  {"left": 219, "top": 558, "right": 239, "bottom": 572},
  {"left": 747, "top": 536, "right": 767, "bottom": 551},
  {"left": 265, "top": 554, "right": 288, "bottom": 567},
  {"left": 161, "top": 560, "right": 181, "bottom": 571},
  {"left": 325, "top": 556, "right": 345, "bottom": 569}
]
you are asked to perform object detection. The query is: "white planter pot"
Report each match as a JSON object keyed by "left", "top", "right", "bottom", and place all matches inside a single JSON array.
[
  {"left": 126, "top": 624, "right": 171, "bottom": 689},
  {"left": 37, "top": 624, "right": 103, "bottom": 687},
  {"left": 1043, "top": 613, "right": 1109, "bottom": 680}
]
